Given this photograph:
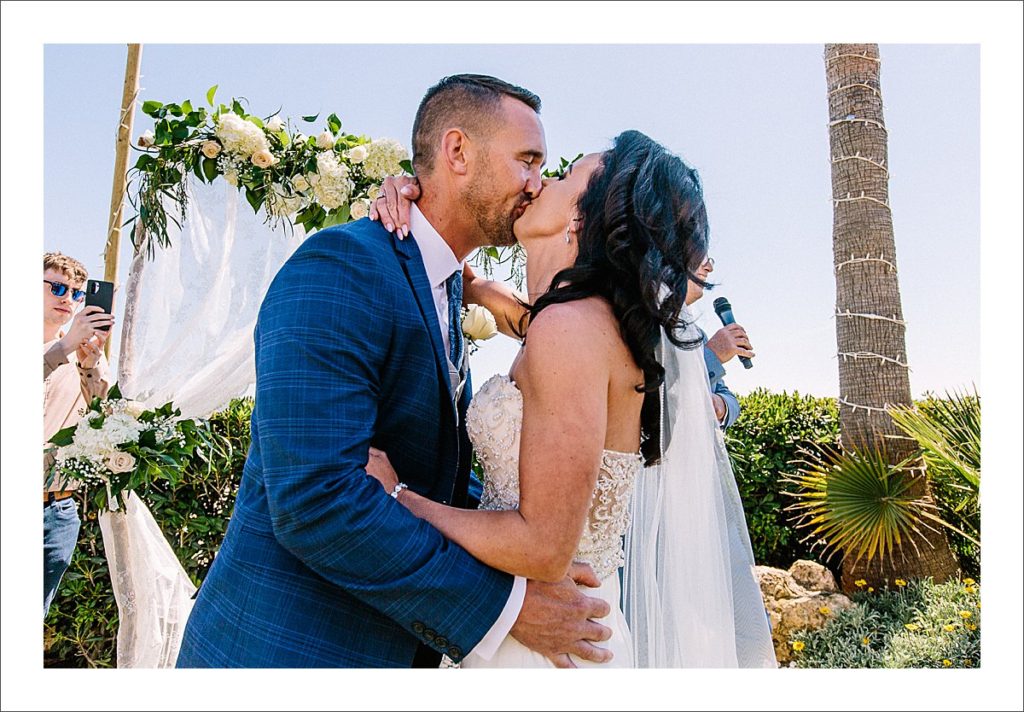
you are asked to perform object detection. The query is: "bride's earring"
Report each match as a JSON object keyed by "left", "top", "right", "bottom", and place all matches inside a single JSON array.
[{"left": 564, "top": 224, "right": 571, "bottom": 244}]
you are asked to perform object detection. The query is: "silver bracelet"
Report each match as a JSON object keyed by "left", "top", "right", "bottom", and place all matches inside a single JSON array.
[{"left": 389, "top": 482, "right": 409, "bottom": 499}]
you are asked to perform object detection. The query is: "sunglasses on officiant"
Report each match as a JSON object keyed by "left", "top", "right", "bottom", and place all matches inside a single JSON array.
[{"left": 43, "top": 279, "right": 86, "bottom": 302}]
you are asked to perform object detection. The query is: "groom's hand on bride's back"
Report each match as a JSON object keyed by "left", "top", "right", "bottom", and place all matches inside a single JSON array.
[
  {"left": 510, "top": 561, "right": 614, "bottom": 668},
  {"left": 369, "top": 175, "right": 421, "bottom": 237}
]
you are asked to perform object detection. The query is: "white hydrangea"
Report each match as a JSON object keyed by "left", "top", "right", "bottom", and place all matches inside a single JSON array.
[
  {"left": 215, "top": 111, "right": 270, "bottom": 158},
  {"left": 309, "top": 151, "right": 354, "bottom": 210},
  {"left": 58, "top": 409, "right": 145, "bottom": 465},
  {"left": 267, "top": 184, "right": 306, "bottom": 217},
  {"left": 362, "top": 138, "right": 409, "bottom": 181}
]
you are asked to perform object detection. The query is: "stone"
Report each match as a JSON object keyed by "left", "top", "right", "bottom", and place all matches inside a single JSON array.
[
  {"left": 788, "top": 560, "right": 839, "bottom": 593},
  {"left": 756, "top": 561, "right": 854, "bottom": 665}
]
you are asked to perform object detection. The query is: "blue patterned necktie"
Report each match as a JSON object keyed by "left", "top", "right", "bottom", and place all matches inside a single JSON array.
[{"left": 444, "top": 270, "right": 464, "bottom": 370}]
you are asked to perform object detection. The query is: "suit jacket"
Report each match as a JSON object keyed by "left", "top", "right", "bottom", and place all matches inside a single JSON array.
[
  {"left": 177, "top": 219, "right": 513, "bottom": 668},
  {"left": 702, "top": 334, "right": 740, "bottom": 430}
]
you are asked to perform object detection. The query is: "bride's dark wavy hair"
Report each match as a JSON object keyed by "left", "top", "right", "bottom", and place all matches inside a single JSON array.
[{"left": 528, "top": 130, "right": 710, "bottom": 465}]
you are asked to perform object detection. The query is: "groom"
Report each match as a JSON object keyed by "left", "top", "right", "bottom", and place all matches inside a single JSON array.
[{"left": 177, "top": 74, "right": 613, "bottom": 668}]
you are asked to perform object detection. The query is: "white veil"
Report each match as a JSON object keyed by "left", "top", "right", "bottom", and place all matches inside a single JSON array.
[{"left": 623, "top": 317, "right": 777, "bottom": 668}]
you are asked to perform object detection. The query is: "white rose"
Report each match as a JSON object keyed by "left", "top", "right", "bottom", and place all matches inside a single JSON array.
[
  {"left": 251, "top": 149, "right": 278, "bottom": 169},
  {"left": 291, "top": 174, "right": 310, "bottom": 193},
  {"left": 201, "top": 140, "right": 221, "bottom": 159},
  {"left": 346, "top": 145, "right": 368, "bottom": 164},
  {"left": 349, "top": 199, "right": 370, "bottom": 220},
  {"left": 267, "top": 115, "right": 285, "bottom": 132},
  {"left": 317, "top": 131, "right": 336, "bottom": 149},
  {"left": 138, "top": 130, "right": 155, "bottom": 148},
  {"left": 105, "top": 451, "right": 137, "bottom": 474},
  {"left": 224, "top": 169, "right": 239, "bottom": 187},
  {"left": 462, "top": 305, "right": 498, "bottom": 342}
]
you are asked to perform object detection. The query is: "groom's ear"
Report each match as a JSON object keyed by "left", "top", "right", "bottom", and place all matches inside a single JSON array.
[{"left": 440, "top": 128, "right": 471, "bottom": 177}]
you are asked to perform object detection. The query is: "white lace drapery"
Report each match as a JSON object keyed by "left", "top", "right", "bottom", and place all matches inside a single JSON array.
[{"left": 105, "top": 180, "right": 305, "bottom": 667}]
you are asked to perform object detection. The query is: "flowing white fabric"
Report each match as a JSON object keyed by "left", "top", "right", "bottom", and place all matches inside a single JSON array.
[
  {"left": 623, "top": 322, "right": 777, "bottom": 668},
  {"left": 98, "top": 492, "right": 197, "bottom": 668},
  {"left": 105, "top": 180, "right": 303, "bottom": 666},
  {"left": 118, "top": 180, "right": 305, "bottom": 419}
]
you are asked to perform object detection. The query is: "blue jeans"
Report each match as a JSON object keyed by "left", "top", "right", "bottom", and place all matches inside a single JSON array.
[{"left": 44, "top": 497, "right": 81, "bottom": 618}]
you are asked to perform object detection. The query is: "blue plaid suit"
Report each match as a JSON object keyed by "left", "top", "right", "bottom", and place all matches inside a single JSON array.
[{"left": 176, "top": 219, "right": 513, "bottom": 667}]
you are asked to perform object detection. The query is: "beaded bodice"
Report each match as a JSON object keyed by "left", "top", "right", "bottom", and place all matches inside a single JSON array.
[{"left": 466, "top": 374, "right": 643, "bottom": 580}]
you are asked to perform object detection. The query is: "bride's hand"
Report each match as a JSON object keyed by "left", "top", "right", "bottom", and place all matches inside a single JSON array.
[
  {"left": 365, "top": 447, "right": 399, "bottom": 492},
  {"left": 369, "top": 175, "right": 421, "bottom": 237}
]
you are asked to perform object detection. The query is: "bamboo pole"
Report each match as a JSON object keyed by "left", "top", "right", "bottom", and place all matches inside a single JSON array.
[{"left": 102, "top": 43, "right": 143, "bottom": 359}]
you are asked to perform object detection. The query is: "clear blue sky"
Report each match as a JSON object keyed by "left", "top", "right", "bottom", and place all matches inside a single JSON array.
[{"left": 42, "top": 42, "right": 979, "bottom": 398}]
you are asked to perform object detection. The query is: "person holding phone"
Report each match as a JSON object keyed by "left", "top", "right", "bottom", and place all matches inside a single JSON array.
[{"left": 43, "top": 252, "right": 113, "bottom": 616}]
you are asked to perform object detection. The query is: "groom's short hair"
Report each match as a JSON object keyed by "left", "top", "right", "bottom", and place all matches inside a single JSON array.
[{"left": 411, "top": 74, "right": 541, "bottom": 174}]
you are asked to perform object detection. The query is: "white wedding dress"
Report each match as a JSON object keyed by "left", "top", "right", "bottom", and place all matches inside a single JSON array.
[
  {"left": 456, "top": 322, "right": 778, "bottom": 669},
  {"left": 460, "top": 373, "right": 642, "bottom": 668}
]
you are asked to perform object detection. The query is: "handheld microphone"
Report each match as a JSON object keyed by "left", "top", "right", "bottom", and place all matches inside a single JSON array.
[{"left": 712, "top": 297, "right": 753, "bottom": 370}]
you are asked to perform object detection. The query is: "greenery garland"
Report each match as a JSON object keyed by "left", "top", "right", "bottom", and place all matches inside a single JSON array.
[{"left": 125, "top": 85, "right": 411, "bottom": 257}]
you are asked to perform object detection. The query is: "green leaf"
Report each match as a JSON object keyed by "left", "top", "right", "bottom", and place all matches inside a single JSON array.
[
  {"left": 154, "top": 119, "right": 172, "bottom": 145},
  {"left": 202, "top": 157, "right": 219, "bottom": 182},
  {"left": 327, "top": 113, "right": 342, "bottom": 134},
  {"left": 206, "top": 84, "right": 218, "bottom": 106},
  {"left": 108, "top": 383, "right": 122, "bottom": 400},
  {"left": 399, "top": 159, "right": 413, "bottom": 175},
  {"left": 232, "top": 99, "right": 246, "bottom": 116},
  {"left": 181, "top": 99, "right": 193, "bottom": 114},
  {"left": 48, "top": 426, "right": 77, "bottom": 447},
  {"left": 141, "top": 100, "right": 164, "bottom": 117},
  {"left": 165, "top": 103, "right": 183, "bottom": 117},
  {"left": 244, "top": 187, "right": 263, "bottom": 214},
  {"left": 192, "top": 154, "right": 206, "bottom": 183},
  {"left": 247, "top": 115, "right": 264, "bottom": 129},
  {"left": 171, "top": 123, "right": 189, "bottom": 141},
  {"left": 301, "top": 113, "right": 320, "bottom": 123},
  {"left": 135, "top": 154, "right": 157, "bottom": 171}
]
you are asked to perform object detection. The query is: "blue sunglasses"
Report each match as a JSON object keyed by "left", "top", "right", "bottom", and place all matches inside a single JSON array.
[{"left": 44, "top": 279, "right": 86, "bottom": 302}]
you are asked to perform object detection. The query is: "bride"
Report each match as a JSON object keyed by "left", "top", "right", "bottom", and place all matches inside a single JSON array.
[{"left": 367, "top": 130, "right": 776, "bottom": 668}]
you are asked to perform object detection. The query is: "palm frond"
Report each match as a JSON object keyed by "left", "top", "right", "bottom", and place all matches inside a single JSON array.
[{"left": 783, "top": 444, "right": 952, "bottom": 568}]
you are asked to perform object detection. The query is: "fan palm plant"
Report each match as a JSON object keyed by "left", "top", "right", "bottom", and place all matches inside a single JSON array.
[{"left": 784, "top": 444, "right": 952, "bottom": 571}]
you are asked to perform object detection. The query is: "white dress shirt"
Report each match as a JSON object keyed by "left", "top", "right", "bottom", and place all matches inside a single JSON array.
[{"left": 407, "top": 204, "right": 527, "bottom": 661}]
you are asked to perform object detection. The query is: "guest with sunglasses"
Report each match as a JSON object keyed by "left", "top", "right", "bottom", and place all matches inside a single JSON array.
[{"left": 43, "top": 252, "right": 114, "bottom": 617}]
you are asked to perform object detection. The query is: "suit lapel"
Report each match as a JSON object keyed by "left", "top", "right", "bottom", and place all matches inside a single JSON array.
[{"left": 394, "top": 233, "right": 459, "bottom": 406}]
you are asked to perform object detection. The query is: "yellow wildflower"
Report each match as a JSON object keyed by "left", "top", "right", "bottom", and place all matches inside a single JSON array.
[
  {"left": 791, "top": 641, "right": 805, "bottom": 652},
  {"left": 818, "top": 606, "right": 831, "bottom": 616},
  {"left": 959, "top": 610, "right": 973, "bottom": 619},
  {"left": 942, "top": 659, "right": 953, "bottom": 667},
  {"left": 962, "top": 578, "right": 975, "bottom": 585},
  {"left": 965, "top": 585, "right": 977, "bottom": 594},
  {"left": 868, "top": 587, "right": 875, "bottom": 593},
  {"left": 964, "top": 659, "right": 972, "bottom": 667},
  {"left": 861, "top": 637, "right": 871, "bottom": 646},
  {"left": 966, "top": 623, "right": 977, "bottom": 631},
  {"left": 904, "top": 623, "right": 920, "bottom": 631},
  {"left": 854, "top": 579, "right": 867, "bottom": 588},
  {"left": 894, "top": 578, "right": 907, "bottom": 587},
  {"left": 943, "top": 624, "right": 956, "bottom": 632}
]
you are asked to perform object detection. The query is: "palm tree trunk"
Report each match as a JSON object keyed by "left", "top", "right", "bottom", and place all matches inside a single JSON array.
[{"left": 824, "top": 43, "right": 959, "bottom": 590}]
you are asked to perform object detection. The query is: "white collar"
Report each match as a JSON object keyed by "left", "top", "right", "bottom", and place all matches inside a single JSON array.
[{"left": 409, "top": 203, "right": 463, "bottom": 288}]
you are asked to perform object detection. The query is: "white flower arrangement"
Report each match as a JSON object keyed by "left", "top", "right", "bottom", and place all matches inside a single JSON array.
[
  {"left": 48, "top": 384, "right": 208, "bottom": 512},
  {"left": 127, "top": 87, "right": 413, "bottom": 256}
]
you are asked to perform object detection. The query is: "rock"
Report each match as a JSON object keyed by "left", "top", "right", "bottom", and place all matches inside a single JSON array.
[
  {"left": 788, "top": 560, "right": 839, "bottom": 593},
  {"left": 756, "top": 561, "right": 854, "bottom": 665}
]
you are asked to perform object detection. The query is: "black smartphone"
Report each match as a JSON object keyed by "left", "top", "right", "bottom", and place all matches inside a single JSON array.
[{"left": 84, "top": 279, "right": 114, "bottom": 331}]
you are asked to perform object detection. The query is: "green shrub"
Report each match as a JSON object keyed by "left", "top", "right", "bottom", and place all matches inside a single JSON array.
[
  {"left": 726, "top": 389, "right": 839, "bottom": 571},
  {"left": 790, "top": 577, "right": 980, "bottom": 668},
  {"left": 43, "top": 398, "right": 253, "bottom": 668}
]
